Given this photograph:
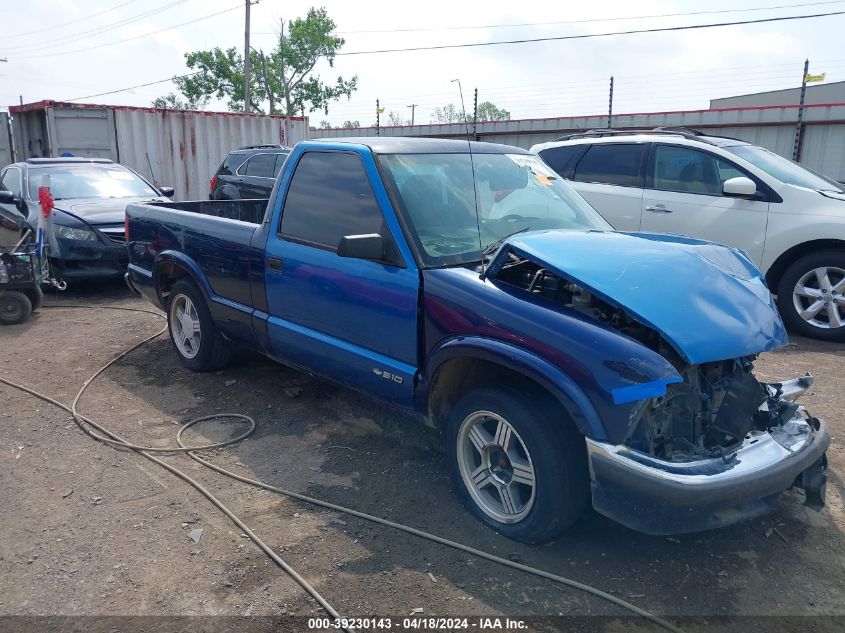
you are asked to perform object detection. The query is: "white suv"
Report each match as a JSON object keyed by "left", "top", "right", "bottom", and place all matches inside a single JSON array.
[{"left": 531, "top": 128, "right": 845, "bottom": 342}]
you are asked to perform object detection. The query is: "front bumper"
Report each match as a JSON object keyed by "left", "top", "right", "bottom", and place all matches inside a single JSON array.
[
  {"left": 587, "top": 397, "right": 830, "bottom": 535},
  {"left": 51, "top": 231, "right": 127, "bottom": 281}
]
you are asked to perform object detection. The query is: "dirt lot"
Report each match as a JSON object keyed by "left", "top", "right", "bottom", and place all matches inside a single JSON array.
[{"left": 1, "top": 281, "right": 843, "bottom": 632}]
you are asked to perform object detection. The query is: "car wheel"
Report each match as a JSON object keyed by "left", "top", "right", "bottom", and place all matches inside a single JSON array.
[
  {"left": 167, "top": 280, "right": 235, "bottom": 371},
  {"left": 0, "top": 291, "right": 33, "bottom": 325},
  {"left": 447, "top": 386, "right": 588, "bottom": 544},
  {"left": 777, "top": 250, "right": 845, "bottom": 342}
]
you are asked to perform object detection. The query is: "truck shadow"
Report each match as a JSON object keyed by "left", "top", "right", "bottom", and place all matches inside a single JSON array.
[{"left": 100, "top": 334, "right": 843, "bottom": 623}]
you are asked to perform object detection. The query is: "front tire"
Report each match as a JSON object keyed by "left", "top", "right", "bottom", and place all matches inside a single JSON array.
[
  {"left": 446, "top": 386, "right": 589, "bottom": 544},
  {"left": 167, "top": 280, "right": 235, "bottom": 371},
  {"left": 777, "top": 250, "right": 845, "bottom": 342},
  {"left": 0, "top": 291, "right": 32, "bottom": 325}
]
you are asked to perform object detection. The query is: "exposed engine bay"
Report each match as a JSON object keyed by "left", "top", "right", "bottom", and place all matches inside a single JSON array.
[{"left": 495, "top": 253, "right": 807, "bottom": 461}]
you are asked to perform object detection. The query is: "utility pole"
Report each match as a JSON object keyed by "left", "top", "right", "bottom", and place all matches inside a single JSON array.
[
  {"left": 376, "top": 99, "right": 380, "bottom": 136},
  {"left": 792, "top": 58, "right": 810, "bottom": 161},
  {"left": 472, "top": 88, "right": 478, "bottom": 140},
  {"left": 607, "top": 76, "right": 614, "bottom": 129},
  {"left": 279, "top": 18, "right": 289, "bottom": 116},
  {"left": 243, "top": 0, "right": 252, "bottom": 113},
  {"left": 407, "top": 103, "right": 417, "bottom": 125}
]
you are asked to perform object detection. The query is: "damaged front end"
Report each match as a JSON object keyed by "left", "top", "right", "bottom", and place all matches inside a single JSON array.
[
  {"left": 488, "top": 230, "right": 830, "bottom": 534},
  {"left": 588, "top": 368, "right": 829, "bottom": 534}
]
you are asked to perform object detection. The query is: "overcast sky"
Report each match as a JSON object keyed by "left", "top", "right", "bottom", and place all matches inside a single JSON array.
[{"left": 1, "top": 0, "right": 844, "bottom": 126}]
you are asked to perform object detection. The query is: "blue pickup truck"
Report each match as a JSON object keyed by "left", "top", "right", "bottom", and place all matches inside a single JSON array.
[{"left": 125, "top": 137, "right": 829, "bottom": 542}]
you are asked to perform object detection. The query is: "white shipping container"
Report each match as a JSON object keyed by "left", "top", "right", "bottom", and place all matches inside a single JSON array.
[
  {"left": 7, "top": 101, "right": 309, "bottom": 199},
  {"left": 0, "top": 113, "right": 12, "bottom": 168}
]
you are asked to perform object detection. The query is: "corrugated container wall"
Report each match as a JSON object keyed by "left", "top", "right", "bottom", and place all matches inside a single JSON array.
[
  {"left": 115, "top": 109, "right": 307, "bottom": 200},
  {"left": 0, "top": 114, "right": 12, "bottom": 168},
  {"left": 6, "top": 102, "right": 309, "bottom": 200}
]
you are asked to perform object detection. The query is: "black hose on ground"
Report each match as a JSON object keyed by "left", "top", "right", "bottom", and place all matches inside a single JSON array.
[{"left": 0, "top": 303, "right": 683, "bottom": 633}]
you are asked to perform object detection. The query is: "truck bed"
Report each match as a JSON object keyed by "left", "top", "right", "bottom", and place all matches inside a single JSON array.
[
  {"left": 147, "top": 199, "right": 268, "bottom": 224},
  {"left": 126, "top": 199, "right": 269, "bottom": 313}
]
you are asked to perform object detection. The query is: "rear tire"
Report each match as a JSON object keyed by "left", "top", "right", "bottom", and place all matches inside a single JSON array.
[
  {"left": 776, "top": 250, "right": 845, "bottom": 342},
  {"left": 0, "top": 291, "right": 33, "bottom": 325},
  {"left": 166, "top": 280, "right": 235, "bottom": 371},
  {"left": 446, "top": 386, "right": 589, "bottom": 544}
]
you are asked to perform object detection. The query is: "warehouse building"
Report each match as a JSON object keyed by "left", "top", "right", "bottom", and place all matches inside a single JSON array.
[{"left": 710, "top": 80, "right": 845, "bottom": 109}]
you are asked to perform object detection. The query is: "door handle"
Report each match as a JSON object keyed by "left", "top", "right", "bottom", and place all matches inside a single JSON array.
[
  {"left": 267, "top": 256, "right": 283, "bottom": 271},
  {"left": 645, "top": 205, "right": 672, "bottom": 213}
]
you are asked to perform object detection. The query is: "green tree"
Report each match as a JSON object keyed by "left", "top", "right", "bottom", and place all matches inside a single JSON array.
[
  {"left": 319, "top": 119, "right": 332, "bottom": 129},
  {"left": 477, "top": 101, "right": 511, "bottom": 121},
  {"left": 151, "top": 92, "right": 208, "bottom": 110},
  {"left": 386, "top": 110, "right": 406, "bottom": 126},
  {"left": 431, "top": 103, "right": 463, "bottom": 123},
  {"left": 431, "top": 101, "right": 511, "bottom": 123},
  {"left": 158, "top": 7, "right": 357, "bottom": 116},
  {"left": 342, "top": 120, "right": 360, "bottom": 128}
]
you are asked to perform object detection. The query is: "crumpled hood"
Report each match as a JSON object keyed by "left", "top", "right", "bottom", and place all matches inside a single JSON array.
[
  {"left": 497, "top": 230, "right": 788, "bottom": 364},
  {"left": 54, "top": 197, "right": 167, "bottom": 225}
]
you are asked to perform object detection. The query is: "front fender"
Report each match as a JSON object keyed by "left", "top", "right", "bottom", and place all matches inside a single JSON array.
[{"left": 423, "top": 336, "right": 607, "bottom": 440}]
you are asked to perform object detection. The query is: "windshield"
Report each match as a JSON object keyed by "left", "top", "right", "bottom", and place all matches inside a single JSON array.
[
  {"left": 725, "top": 145, "right": 844, "bottom": 193},
  {"left": 379, "top": 152, "right": 611, "bottom": 266},
  {"left": 27, "top": 164, "right": 158, "bottom": 200}
]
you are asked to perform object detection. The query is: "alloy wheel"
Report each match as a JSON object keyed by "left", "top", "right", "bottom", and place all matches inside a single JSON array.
[
  {"left": 456, "top": 410, "right": 536, "bottom": 524},
  {"left": 170, "top": 294, "right": 202, "bottom": 358},
  {"left": 792, "top": 266, "right": 845, "bottom": 329}
]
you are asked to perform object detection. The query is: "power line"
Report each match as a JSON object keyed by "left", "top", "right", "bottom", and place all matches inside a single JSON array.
[
  {"left": 329, "top": 0, "right": 845, "bottom": 34},
  {"left": 337, "top": 10, "right": 845, "bottom": 56},
  {"left": 2, "top": 0, "right": 141, "bottom": 41},
  {"left": 62, "top": 72, "right": 200, "bottom": 103},
  {"left": 9, "top": 5, "right": 243, "bottom": 60},
  {"left": 0, "top": 1, "right": 188, "bottom": 54}
]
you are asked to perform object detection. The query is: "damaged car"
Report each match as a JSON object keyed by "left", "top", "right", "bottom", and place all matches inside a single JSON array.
[
  {"left": 0, "top": 157, "right": 173, "bottom": 283},
  {"left": 125, "top": 138, "right": 830, "bottom": 542}
]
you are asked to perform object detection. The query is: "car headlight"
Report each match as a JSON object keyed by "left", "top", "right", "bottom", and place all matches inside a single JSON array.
[{"left": 53, "top": 224, "right": 97, "bottom": 241}]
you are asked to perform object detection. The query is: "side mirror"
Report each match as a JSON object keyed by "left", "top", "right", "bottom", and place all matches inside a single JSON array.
[
  {"left": 159, "top": 186, "right": 175, "bottom": 198},
  {"left": 0, "top": 191, "right": 17, "bottom": 205},
  {"left": 337, "top": 233, "right": 385, "bottom": 260},
  {"left": 722, "top": 176, "right": 757, "bottom": 198}
]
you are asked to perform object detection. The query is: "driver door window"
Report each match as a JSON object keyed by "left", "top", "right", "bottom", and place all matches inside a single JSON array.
[
  {"left": 280, "top": 151, "right": 398, "bottom": 261},
  {"left": 653, "top": 146, "right": 751, "bottom": 196}
]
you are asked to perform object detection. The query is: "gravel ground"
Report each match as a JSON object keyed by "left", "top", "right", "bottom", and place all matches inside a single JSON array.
[{"left": 0, "top": 280, "right": 843, "bottom": 633}]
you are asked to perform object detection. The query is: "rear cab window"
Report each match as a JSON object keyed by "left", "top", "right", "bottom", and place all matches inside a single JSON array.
[
  {"left": 279, "top": 151, "right": 401, "bottom": 264},
  {"left": 572, "top": 143, "right": 646, "bottom": 187}
]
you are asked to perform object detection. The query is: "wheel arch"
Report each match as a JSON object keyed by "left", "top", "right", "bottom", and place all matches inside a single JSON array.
[
  {"left": 766, "top": 239, "right": 845, "bottom": 292},
  {"left": 423, "top": 338, "right": 605, "bottom": 440},
  {"left": 153, "top": 251, "right": 214, "bottom": 308}
]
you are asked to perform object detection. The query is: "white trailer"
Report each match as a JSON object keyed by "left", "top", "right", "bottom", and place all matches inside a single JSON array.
[{"left": 6, "top": 101, "right": 310, "bottom": 200}]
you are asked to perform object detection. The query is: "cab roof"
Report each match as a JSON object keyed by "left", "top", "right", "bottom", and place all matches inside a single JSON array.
[{"left": 308, "top": 136, "right": 529, "bottom": 155}]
